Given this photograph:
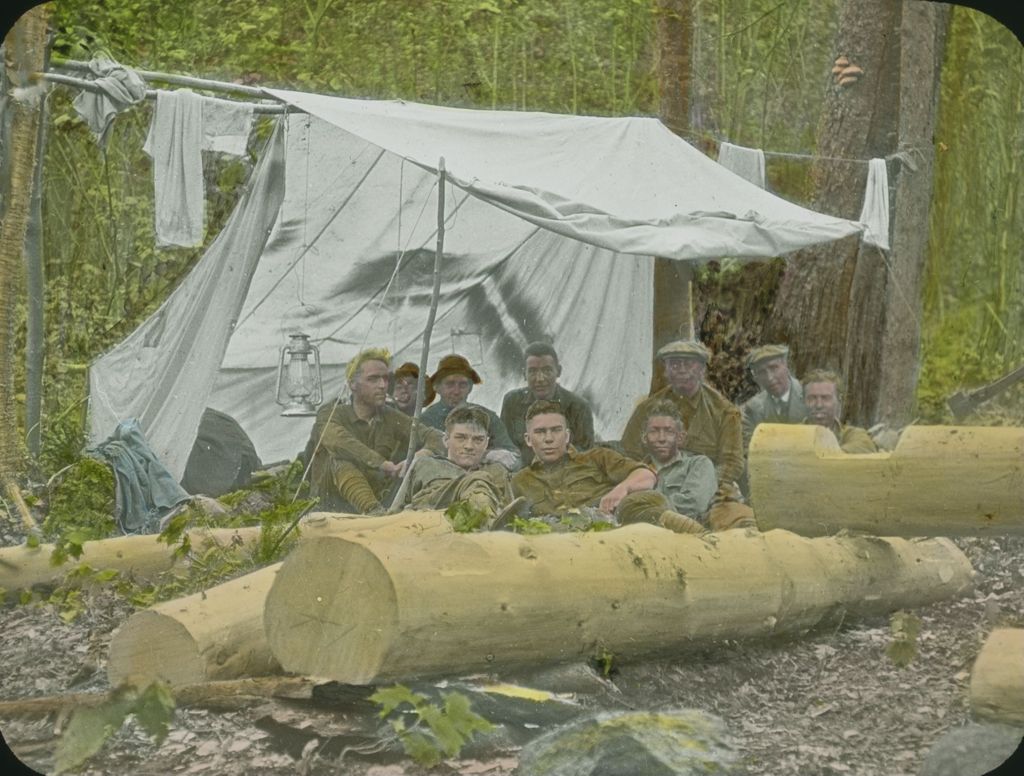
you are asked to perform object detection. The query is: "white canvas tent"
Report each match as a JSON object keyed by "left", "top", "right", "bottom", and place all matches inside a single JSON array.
[{"left": 89, "top": 90, "right": 869, "bottom": 479}]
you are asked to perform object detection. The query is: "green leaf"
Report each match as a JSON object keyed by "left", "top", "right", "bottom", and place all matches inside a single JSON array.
[
  {"left": 418, "top": 702, "right": 465, "bottom": 756},
  {"left": 132, "top": 682, "right": 176, "bottom": 745},
  {"left": 25, "top": 533, "right": 40, "bottom": 549},
  {"left": 53, "top": 698, "right": 134, "bottom": 774},
  {"left": 401, "top": 730, "right": 444, "bottom": 767},
  {"left": 443, "top": 691, "right": 493, "bottom": 737},
  {"left": 369, "top": 684, "right": 423, "bottom": 718}
]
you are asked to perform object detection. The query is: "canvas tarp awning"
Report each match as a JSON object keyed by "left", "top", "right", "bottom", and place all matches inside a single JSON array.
[{"left": 89, "top": 92, "right": 868, "bottom": 478}]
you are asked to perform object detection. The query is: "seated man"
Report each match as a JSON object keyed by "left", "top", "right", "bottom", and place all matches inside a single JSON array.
[
  {"left": 803, "top": 369, "right": 879, "bottom": 453},
  {"left": 500, "top": 341, "right": 595, "bottom": 465},
  {"left": 420, "top": 354, "right": 521, "bottom": 469},
  {"left": 740, "top": 344, "right": 807, "bottom": 450},
  {"left": 641, "top": 400, "right": 717, "bottom": 524},
  {"left": 307, "top": 348, "right": 445, "bottom": 514},
  {"left": 402, "top": 406, "right": 514, "bottom": 526},
  {"left": 389, "top": 361, "right": 435, "bottom": 416},
  {"left": 512, "top": 400, "right": 704, "bottom": 534}
]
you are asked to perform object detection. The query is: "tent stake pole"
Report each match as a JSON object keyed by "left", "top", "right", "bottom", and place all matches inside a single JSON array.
[{"left": 391, "top": 158, "right": 446, "bottom": 511}]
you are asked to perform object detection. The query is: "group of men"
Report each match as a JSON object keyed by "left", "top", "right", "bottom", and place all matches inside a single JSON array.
[{"left": 306, "top": 339, "right": 876, "bottom": 533}]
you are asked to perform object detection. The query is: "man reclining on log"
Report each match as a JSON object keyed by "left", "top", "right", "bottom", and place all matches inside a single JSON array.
[
  {"left": 802, "top": 368, "right": 878, "bottom": 454},
  {"left": 306, "top": 348, "right": 446, "bottom": 515},
  {"left": 640, "top": 399, "right": 719, "bottom": 529},
  {"left": 420, "top": 354, "right": 521, "bottom": 470},
  {"left": 400, "top": 405, "right": 515, "bottom": 527},
  {"left": 511, "top": 399, "right": 705, "bottom": 533},
  {"left": 619, "top": 340, "right": 755, "bottom": 530}
]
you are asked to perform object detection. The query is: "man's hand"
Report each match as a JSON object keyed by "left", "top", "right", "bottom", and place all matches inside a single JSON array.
[
  {"left": 599, "top": 484, "right": 630, "bottom": 513},
  {"left": 380, "top": 460, "right": 404, "bottom": 478}
]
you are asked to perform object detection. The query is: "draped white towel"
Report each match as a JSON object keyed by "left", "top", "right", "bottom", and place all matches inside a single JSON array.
[
  {"left": 717, "top": 142, "right": 766, "bottom": 189},
  {"left": 859, "top": 157, "right": 891, "bottom": 250}
]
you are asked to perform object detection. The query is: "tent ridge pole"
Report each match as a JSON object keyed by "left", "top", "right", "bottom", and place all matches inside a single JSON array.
[{"left": 393, "top": 158, "right": 446, "bottom": 510}]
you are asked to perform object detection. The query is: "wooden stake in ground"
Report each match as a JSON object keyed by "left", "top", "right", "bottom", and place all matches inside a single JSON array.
[
  {"left": 969, "top": 628, "right": 1024, "bottom": 726},
  {"left": 263, "top": 525, "right": 972, "bottom": 685},
  {"left": 749, "top": 424, "right": 1024, "bottom": 537},
  {"left": 107, "top": 511, "right": 452, "bottom": 686}
]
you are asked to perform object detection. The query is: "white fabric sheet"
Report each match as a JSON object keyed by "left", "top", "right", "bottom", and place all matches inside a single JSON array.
[
  {"left": 717, "top": 142, "right": 766, "bottom": 189},
  {"left": 859, "top": 158, "right": 891, "bottom": 250}
]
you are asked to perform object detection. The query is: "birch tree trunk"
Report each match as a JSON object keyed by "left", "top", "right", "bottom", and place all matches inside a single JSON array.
[{"left": 0, "top": 5, "right": 49, "bottom": 528}]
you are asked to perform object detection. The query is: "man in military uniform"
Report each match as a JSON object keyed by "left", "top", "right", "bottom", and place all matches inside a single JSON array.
[
  {"left": 640, "top": 400, "right": 717, "bottom": 525},
  {"left": 500, "top": 342, "right": 595, "bottom": 464},
  {"left": 389, "top": 361, "right": 435, "bottom": 416},
  {"left": 307, "top": 348, "right": 445, "bottom": 514},
  {"left": 402, "top": 406, "right": 514, "bottom": 524},
  {"left": 739, "top": 344, "right": 807, "bottom": 450},
  {"left": 620, "top": 340, "right": 753, "bottom": 529},
  {"left": 420, "top": 354, "right": 521, "bottom": 469},
  {"left": 512, "top": 400, "right": 704, "bottom": 533},
  {"left": 802, "top": 369, "right": 878, "bottom": 453}
]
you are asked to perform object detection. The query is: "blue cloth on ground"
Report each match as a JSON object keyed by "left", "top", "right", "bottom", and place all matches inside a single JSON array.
[{"left": 89, "top": 418, "right": 191, "bottom": 534}]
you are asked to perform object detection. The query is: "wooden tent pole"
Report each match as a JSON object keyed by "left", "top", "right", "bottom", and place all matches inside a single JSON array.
[{"left": 392, "top": 158, "right": 446, "bottom": 509}]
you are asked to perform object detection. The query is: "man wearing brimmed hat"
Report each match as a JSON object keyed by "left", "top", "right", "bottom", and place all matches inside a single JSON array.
[
  {"left": 739, "top": 344, "right": 807, "bottom": 450},
  {"left": 500, "top": 341, "right": 595, "bottom": 465},
  {"left": 389, "top": 361, "right": 436, "bottom": 416},
  {"left": 619, "top": 340, "right": 754, "bottom": 530},
  {"left": 305, "top": 348, "right": 446, "bottom": 514},
  {"left": 420, "top": 354, "right": 521, "bottom": 470}
]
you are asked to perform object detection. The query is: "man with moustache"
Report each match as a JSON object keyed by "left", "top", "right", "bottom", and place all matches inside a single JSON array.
[
  {"left": 500, "top": 341, "right": 595, "bottom": 464},
  {"left": 306, "top": 348, "right": 445, "bottom": 514},
  {"left": 389, "top": 361, "right": 436, "bottom": 415},
  {"left": 802, "top": 369, "right": 878, "bottom": 453}
]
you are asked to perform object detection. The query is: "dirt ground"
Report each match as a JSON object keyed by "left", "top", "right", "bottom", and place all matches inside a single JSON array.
[{"left": 1, "top": 525, "right": 1022, "bottom": 776}]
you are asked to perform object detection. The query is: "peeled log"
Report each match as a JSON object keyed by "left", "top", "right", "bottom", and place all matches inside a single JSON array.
[
  {"left": 749, "top": 424, "right": 1024, "bottom": 536},
  {"left": 263, "top": 525, "right": 973, "bottom": 684},
  {"left": 970, "top": 628, "right": 1024, "bottom": 725},
  {"left": 0, "top": 510, "right": 427, "bottom": 591},
  {"left": 107, "top": 511, "right": 451, "bottom": 686}
]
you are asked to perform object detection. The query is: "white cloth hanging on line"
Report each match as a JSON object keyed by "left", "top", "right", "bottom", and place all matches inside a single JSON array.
[
  {"left": 717, "top": 142, "right": 766, "bottom": 189},
  {"left": 859, "top": 158, "right": 890, "bottom": 250},
  {"left": 143, "top": 89, "right": 255, "bottom": 248}
]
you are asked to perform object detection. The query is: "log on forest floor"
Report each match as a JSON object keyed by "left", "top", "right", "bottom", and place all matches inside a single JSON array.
[
  {"left": 969, "top": 627, "right": 1024, "bottom": 726},
  {"left": 263, "top": 525, "right": 974, "bottom": 685},
  {"left": 0, "top": 509, "right": 436, "bottom": 592},
  {"left": 749, "top": 424, "right": 1024, "bottom": 537},
  {"left": 107, "top": 511, "right": 452, "bottom": 686}
]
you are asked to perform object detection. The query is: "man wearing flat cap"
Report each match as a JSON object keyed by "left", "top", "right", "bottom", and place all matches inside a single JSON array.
[
  {"left": 389, "top": 361, "right": 436, "bottom": 416},
  {"left": 739, "top": 344, "right": 807, "bottom": 451},
  {"left": 620, "top": 340, "right": 754, "bottom": 530},
  {"left": 803, "top": 369, "right": 878, "bottom": 453},
  {"left": 420, "top": 354, "right": 521, "bottom": 470}
]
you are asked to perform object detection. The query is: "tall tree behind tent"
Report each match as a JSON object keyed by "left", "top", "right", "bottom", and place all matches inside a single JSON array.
[
  {"left": 766, "top": 0, "right": 948, "bottom": 427},
  {"left": 0, "top": 5, "right": 50, "bottom": 527}
]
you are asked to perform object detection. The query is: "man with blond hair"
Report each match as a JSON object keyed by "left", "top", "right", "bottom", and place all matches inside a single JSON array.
[{"left": 306, "top": 348, "right": 445, "bottom": 514}]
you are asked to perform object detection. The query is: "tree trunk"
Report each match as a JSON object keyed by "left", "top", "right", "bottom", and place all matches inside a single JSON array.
[
  {"left": 767, "top": 0, "right": 903, "bottom": 425},
  {"left": 748, "top": 424, "right": 1024, "bottom": 537},
  {"left": 0, "top": 511, "right": 451, "bottom": 592},
  {"left": 651, "top": 0, "right": 695, "bottom": 393},
  {"left": 106, "top": 511, "right": 453, "bottom": 686},
  {"left": 264, "top": 525, "right": 971, "bottom": 685},
  {"left": 875, "top": 1, "right": 950, "bottom": 426},
  {"left": 969, "top": 628, "right": 1024, "bottom": 725},
  {"left": 0, "top": 5, "right": 49, "bottom": 528}
]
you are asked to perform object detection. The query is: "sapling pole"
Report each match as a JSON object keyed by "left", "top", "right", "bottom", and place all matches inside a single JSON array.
[{"left": 392, "top": 157, "right": 446, "bottom": 510}]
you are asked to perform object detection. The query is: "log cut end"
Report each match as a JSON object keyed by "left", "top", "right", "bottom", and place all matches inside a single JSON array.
[
  {"left": 108, "top": 611, "right": 206, "bottom": 686},
  {"left": 970, "top": 628, "right": 1024, "bottom": 725},
  {"left": 264, "top": 536, "right": 398, "bottom": 684}
]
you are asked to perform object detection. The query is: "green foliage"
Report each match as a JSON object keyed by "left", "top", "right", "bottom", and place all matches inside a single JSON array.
[
  {"left": 510, "top": 516, "right": 553, "bottom": 534},
  {"left": 54, "top": 681, "right": 175, "bottom": 774},
  {"left": 444, "top": 500, "right": 491, "bottom": 533},
  {"left": 593, "top": 645, "right": 617, "bottom": 678},
  {"left": 43, "top": 458, "right": 117, "bottom": 565},
  {"left": 370, "top": 685, "right": 494, "bottom": 767},
  {"left": 886, "top": 610, "right": 922, "bottom": 668}
]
